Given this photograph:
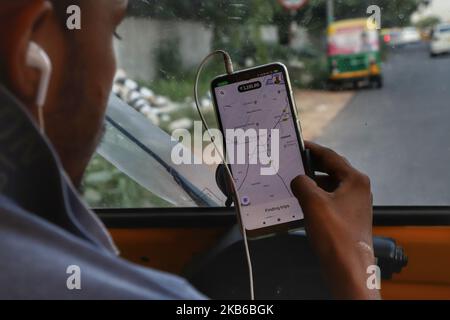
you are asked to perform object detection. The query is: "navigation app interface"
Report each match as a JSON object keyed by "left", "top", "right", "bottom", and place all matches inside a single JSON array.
[{"left": 215, "top": 69, "right": 305, "bottom": 230}]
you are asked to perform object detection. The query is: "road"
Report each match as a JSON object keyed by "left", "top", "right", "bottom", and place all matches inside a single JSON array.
[{"left": 317, "top": 44, "right": 450, "bottom": 205}]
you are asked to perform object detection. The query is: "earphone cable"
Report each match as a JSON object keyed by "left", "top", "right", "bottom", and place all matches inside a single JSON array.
[{"left": 193, "top": 50, "right": 255, "bottom": 300}]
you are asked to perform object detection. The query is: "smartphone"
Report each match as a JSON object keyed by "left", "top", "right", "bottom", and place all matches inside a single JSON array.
[{"left": 211, "top": 62, "right": 309, "bottom": 238}]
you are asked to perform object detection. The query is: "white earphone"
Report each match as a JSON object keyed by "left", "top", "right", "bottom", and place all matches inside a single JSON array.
[{"left": 26, "top": 41, "right": 52, "bottom": 133}]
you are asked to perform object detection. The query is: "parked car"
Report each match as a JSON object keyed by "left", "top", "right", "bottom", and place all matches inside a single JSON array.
[
  {"left": 430, "top": 24, "right": 450, "bottom": 57},
  {"left": 397, "top": 27, "right": 422, "bottom": 46}
]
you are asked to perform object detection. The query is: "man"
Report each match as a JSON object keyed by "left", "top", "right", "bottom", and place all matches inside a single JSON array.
[{"left": 0, "top": 0, "right": 379, "bottom": 299}]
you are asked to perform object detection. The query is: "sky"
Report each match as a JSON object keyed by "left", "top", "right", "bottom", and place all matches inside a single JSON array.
[{"left": 412, "top": 0, "right": 450, "bottom": 23}]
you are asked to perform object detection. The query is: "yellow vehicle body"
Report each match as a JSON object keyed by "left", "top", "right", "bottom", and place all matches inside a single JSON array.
[{"left": 327, "top": 18, "right": 383, "bottom": 88}]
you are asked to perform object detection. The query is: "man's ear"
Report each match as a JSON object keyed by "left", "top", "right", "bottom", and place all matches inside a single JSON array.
[{"left": 0, "top": 0, "right": 54, "bottom": 108}]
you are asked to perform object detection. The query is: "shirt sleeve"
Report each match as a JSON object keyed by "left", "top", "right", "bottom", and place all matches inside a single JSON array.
[{"left": 0, "top": 199, "right": 208, "bottom": 300}]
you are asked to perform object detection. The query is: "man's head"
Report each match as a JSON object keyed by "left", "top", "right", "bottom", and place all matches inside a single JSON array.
[{"left": 0, "top": 0, "right": 128, "bottom": 186}]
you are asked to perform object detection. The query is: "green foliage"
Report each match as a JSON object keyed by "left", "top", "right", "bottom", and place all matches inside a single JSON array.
[
  {"left": 415, "top": 15, "right": 441, "bottom": 29},
  {"left": 128, "top": 0, "right": 254, "bottom": 22},
  {"left": 128, "top": 0, "right": 424, "bottom": 31},
  {"left": 147, "top": 60, "right": 224, "bottom": 102},
  {"left": 82, "top": 154, "right": 171, "bottom": 208},
  {"left": 155, "top": 38, "right": 183, "bottom": 80},
  {"left": 147, "top": 78, "right": 194, "bottom": 102},
  {"left": 299, "top": 54, "right": 329, "bottom": 89}
]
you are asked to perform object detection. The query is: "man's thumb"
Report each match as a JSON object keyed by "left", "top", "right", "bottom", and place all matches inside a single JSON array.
[{"left": 290, "top": 175, "right": 321, "bottom": 203}]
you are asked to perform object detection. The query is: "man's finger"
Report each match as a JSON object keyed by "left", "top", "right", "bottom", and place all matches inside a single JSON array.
[
  {"left": 291, "top": 175, "right": 322, "bottom": 203},
  {"left": 304, "top": 141, "right": 354, "bottom": 180},
  {"left": 314, "top": 174, "right": 340, "bottom": 192}
]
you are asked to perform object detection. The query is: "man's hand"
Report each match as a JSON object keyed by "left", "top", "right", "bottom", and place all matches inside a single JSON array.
[{"left": 291, "top": 141, "right": 380, "bottom": 300}]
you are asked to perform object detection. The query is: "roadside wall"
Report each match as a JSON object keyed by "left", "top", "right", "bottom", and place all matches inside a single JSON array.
[{"left": 114, "top": 18, "right": 213, "bottom": 82}]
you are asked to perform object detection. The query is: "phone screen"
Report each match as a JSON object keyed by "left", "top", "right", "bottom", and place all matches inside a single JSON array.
[{"left": 213, "top": 65, "right": 305, "bottom": 232}]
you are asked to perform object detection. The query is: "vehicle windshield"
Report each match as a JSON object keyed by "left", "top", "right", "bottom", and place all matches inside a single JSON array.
[{"left": 82, "top": 0, "right": 450, "bottom": 208}]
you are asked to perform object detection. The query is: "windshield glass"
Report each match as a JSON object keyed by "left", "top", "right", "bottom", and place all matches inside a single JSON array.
[{"left": 82, "top": 0, "right": 450, "bottom": 208}]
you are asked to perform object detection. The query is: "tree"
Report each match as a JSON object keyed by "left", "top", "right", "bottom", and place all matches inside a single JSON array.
[
  {"left": 126, "top": 0, "right": 262, "bottom": 57},
  {"left": 415, "top": 15, "right": 441, "bottom": 29},
  {"left": 126, "top": 0, "right": 428, "bottom": 48},
  {"left": 290, "top": 0, "right": 427, "bottom": 34}
]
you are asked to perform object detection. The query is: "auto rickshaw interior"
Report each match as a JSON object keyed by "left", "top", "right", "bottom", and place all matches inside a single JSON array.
[{"left": 82, "top": 0, "right": 450, "bottom": 299}]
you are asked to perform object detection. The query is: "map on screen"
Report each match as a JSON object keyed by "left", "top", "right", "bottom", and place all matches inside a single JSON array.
[{"left": 214, "top": 70, "right": 305, "bottom": 230}]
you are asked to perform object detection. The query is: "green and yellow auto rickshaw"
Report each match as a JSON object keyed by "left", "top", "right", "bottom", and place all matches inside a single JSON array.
[{"left": 327, "top": 18, "right": 383, "bottom": 89}]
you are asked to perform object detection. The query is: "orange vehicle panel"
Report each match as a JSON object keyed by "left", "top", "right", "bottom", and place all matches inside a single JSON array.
[
  {"left": 109, "top": 228, "right": 228, "bottom": 274},
  {"left": 109, "top": 226, "right": 450, "bottom": 299},
  {"left": 374, "top": 226, "right": 450, "bottom": 300}
]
